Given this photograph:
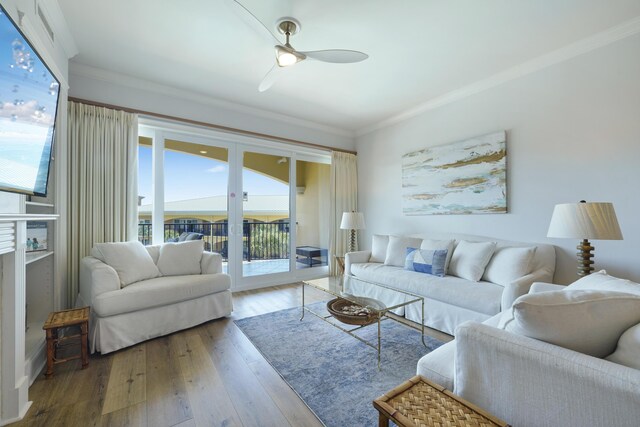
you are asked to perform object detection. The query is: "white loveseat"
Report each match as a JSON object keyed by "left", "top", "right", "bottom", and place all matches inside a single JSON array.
[
  {"left": 345, "top": 233, "right": 556, "bottom": 335},
  {"left": 417, "top": 272, "right": 640, "bottom": 427},
  {"left": 78, "top": 240, "right": 232, "bottom": 354}
]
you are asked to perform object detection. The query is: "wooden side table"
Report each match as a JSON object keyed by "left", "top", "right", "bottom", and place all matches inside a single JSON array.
[
  {"left": 42, "top": 307, "right": 90, "bottom": 378},
  {"left": 335, "top": 256, "right": 345, "bottom": 275},
  {"left": 373, "top": 375, "right": 510, "bottom": 427}
]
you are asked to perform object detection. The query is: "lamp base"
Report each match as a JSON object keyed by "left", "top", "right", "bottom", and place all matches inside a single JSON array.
[
  {"left": 348, "top": 229, "right": 357, "bottom": 253},
  {"left": 576, "top": 238, "right": 594, "bottom": 277}
]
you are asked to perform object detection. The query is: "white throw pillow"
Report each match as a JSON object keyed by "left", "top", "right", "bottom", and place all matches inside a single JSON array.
[
  {"left": 482, "top": 246, "right": 537, "bottom": 286},
  {"left": 567, "top": 270, "right": 640, "bottom": 296},
  {"left": 606, "top": 323, "right": 640, "bottom": 369},
  {"left": 370, "top": 234, "right": 389, "bottom": 263},
  {"left": 157, "top": 240, "right": 204, "bottom": 276},
  {"left": 500, "top": 290, "right": 640, "bottom": 358},
  {"left": 420, "top": 239, "right": 455, "bottom": 274},
  {"left": 91, "top": 241, "right": 160, "bottom": 287},
  {"left": 448, "top": 240, "right": 497, "bottom": 282},
  {"left": 384, "top": 236, "right": 423, "bottom": 267}
]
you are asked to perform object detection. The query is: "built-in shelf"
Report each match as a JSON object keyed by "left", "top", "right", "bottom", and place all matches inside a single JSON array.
[
  {"left": 26, "top": 201, "right": 55, "bottom": 208},
  {"left": 26, "top": 251, "right": 54, "bottom": 265}
]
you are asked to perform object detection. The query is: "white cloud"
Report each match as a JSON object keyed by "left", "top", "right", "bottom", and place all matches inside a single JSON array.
[
  {"left": 206, "top": 165, "right": 226, "bottom": 173},
  {"left": 0, "top": 100, "right": 54, "bottom": 126}
]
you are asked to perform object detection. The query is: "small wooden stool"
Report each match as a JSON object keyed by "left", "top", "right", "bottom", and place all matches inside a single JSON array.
[
  {"left": 42, "top": 307, "right": 90, "bottom": 378},
  {"left": 373, "top": 375, "right": 510, "bottom": 427}
]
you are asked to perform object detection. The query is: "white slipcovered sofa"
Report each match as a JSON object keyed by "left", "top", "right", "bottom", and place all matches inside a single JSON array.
[
  {"left": 345, "top": 233, "right": 555, "bottom": 335},
  {"left": 418, "top": 271, "right": 640, "bottom": 427},
  {"left": 78, "top": 240, "right": 232, "bottom": 354}
]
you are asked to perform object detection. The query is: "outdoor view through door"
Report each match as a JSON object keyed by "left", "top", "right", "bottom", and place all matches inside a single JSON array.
[{"left": 137, "top": 134, "right": 330, "bottom": 282}]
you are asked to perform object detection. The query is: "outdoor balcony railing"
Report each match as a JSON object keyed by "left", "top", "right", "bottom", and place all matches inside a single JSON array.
[{"left": 138, "top": 221, "right": 290, "bottom": 262}]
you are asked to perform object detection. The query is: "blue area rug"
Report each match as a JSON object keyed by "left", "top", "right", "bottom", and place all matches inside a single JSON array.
[{"left": 234, "top": 302, "right": 444, "bottom": 427}]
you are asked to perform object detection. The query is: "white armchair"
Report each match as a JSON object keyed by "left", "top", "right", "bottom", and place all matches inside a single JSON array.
[{"left": 79, "top": 242, "right": 232, "bottom": 354}]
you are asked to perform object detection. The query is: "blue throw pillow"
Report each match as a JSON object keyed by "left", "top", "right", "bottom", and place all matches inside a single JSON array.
[{"left": 404, "top": 247, "right": 448, "bottom": 277}]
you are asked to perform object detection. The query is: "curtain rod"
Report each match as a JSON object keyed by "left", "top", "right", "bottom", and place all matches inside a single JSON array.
[{"left": 67, "top": 97, "right": 357, "bottom": 155}]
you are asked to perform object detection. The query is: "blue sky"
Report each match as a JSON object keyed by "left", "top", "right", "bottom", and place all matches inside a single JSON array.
[{"left": 138, "top": 146, "right": 289, "bottom": 204}]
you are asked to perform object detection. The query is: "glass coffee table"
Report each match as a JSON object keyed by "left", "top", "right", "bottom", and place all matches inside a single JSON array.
[{"left": 301, "top": 276, "right": 426, "bottom": 368}]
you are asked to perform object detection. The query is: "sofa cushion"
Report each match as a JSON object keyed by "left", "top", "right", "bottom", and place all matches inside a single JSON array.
[
  {"left": 499, "top": 290, "right": 640, "bottom": 357},
  {"left": 606, "top": 323, "right": 640, "bottom": 370},
  {"left": 145, "top": 244, "right": 161, "bottom": 264},
  {"left": 350, "top": 263, "right": 503, "bottom": 315},
  {"left": 420, "top": 239, "right": 455, "bottom": 274},
  {"left": 404, "top": 248, "right": 448, "bottom": 277},
  {"left": 91, "top": 241, "right": 160, "bottom": 287},
  {"left": 370, "top": 234, "right": 389, "bottom": 263},
  {"left": 157, "top": 240, "right": 204, "bottom": 276},
  {"left": 482, "top": 246, "right": 536, "bottom": 286},
  {"left": 93, "top": 273, "right": 231, "bottom": 317},
  {"left": 448, "top": 240, "right": 497, "bottom": 282},
  {"left": 567, "top": 270, "right": 640, "bottom": 296},
  {"left": 417, "top": 341, "right": 455, "bottom": 390},
  {"left": 384, "top": 236, "right": 423, "bottom": 267}
]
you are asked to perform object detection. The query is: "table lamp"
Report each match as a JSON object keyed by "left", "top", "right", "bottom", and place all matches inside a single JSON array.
[
  {"left": 547, "top": 201, "right": 622, "bottom": 277},
  {"left": 340, "top": 212, "right": 366, "bottom": 253}
]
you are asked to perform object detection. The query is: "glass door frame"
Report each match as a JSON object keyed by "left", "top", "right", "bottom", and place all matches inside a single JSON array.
[{"left": 231, "top": 144, "right": 296, "bottom": 290}]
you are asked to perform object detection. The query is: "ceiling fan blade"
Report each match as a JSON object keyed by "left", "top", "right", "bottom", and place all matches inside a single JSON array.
[
  {"left": 258, "top": 65, "right": 282, "bottom": 92},
  {"left": 227, "top": 0, "right": 281, "bottom": 45},
  {"left": 298, "top": 49, "right": 368, "bottom": 63}
]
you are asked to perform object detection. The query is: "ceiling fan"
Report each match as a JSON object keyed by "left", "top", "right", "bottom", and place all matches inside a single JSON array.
[{"left": 229, "top": 0, "right": 369, "bottom": 92}]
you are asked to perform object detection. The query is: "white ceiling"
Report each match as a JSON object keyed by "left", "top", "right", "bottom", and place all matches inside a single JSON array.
[{"left": 57, "top": 0, "right": 640, "bottom": 133}]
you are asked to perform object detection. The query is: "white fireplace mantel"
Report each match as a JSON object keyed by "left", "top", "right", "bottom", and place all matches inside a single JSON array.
[{"left": 1, "top": 213, "right": 58, "bottom": 426}]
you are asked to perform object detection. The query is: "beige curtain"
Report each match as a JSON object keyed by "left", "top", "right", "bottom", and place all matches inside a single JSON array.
[
  {"left": 329, "top": 151, "right": 358, "bottom": 275},
  {"left": 67, "top": 101, "right": 138, "bottom": 306}
]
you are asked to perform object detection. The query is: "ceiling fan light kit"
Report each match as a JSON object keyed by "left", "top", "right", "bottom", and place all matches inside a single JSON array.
[
  {"left": 231, "top": 0, "right": 368, "bottom": 91},
  {"left": 276, "top": 44, "right": 305, "bottom": 67}
]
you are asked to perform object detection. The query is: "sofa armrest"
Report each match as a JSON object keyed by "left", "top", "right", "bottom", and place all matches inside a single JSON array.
[
  {"left": 454, "top": 322, "right": 640, "bottom": 427},
  {"left": 344, "top": 250, "right": 371, "bottom": 276},
  {"left": 530, "top": 282, "right": 566, "bottom": 293},
  {"left": 500, "top": 269, "right": 549, "bottom": 309},
  {"left": 79, "top": 256, "right": 120, "bottom": 305},
  {"left": 201, "top": 251, "right": 223, "bottom": 274}
]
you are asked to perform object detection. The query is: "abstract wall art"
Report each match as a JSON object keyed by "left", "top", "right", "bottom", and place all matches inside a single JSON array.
[{"left": 402, "top": 131, "right": 507, "bottom": 215}]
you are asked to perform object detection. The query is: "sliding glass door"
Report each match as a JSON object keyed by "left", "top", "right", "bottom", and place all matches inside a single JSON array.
[{"left": 139, "top": 122, "right": 330, "bottom": 290}]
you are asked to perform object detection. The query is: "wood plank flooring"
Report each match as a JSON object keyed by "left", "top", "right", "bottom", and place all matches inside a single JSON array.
[{"left": 15, "top": 283, "right": 451, "bottom": 427}]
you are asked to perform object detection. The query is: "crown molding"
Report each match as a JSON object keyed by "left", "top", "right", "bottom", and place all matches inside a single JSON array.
[
  {"left": 69, "top": 62, "right": 355, "bottom": 139},
  {"left": 357, "top": 15, "right": 640, "bottom": 137}
]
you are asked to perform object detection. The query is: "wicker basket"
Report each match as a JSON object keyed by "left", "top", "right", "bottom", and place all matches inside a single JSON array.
[{"left": 327, "top": 298, "right": 378, "bottom": 326}]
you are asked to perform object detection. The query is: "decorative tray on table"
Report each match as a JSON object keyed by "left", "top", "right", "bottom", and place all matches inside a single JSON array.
[{"left": 326, "top": 296, "right": 384, "bottom": 326}]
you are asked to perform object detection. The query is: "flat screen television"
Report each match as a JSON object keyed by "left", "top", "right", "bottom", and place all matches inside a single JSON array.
[{"left": 0, "top": 4, "right": 60, "bottom": 197}]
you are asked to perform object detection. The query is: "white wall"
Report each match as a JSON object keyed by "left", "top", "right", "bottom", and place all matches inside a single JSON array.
[
  {"left": 356, "top": 34, "right": 640, "bottom": 285},
  {"left": 68, "top": 68, "right": 356, "bottom": 152}
]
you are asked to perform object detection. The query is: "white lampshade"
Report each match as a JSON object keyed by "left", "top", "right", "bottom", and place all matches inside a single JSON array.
[
  {"left": 340, "top": 212, "right": 366, "bottom": 230},
  {"left": 547, "top": 202, "right": 623, "bottom": 240}
]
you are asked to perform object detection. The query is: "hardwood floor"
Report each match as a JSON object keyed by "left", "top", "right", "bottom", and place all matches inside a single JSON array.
[{"left": 16, "top": 283, "right": 451, "bottom": 427}]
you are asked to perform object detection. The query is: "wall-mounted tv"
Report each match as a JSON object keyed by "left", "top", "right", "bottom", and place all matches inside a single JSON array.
[{"left": 0, "top": 4, "right": 60, "bottom": 197}]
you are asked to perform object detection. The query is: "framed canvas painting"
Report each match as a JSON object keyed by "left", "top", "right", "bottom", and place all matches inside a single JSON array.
[{"left": 402, "top": 131, "right": 507, "bottom": 215}]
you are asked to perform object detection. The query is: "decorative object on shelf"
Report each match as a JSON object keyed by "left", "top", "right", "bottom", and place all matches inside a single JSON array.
[
  {"left": 402, "top": 131, "right": 507, "bottom": 215},
  {"left": 547, "top": 201, "right": 623, "bottom": 277},
  {"left": 340, "top": 211, "right": 366, "bottom": 253},
  {"left": 26, "top": 221, "right": 48, "bottom": 252}
]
